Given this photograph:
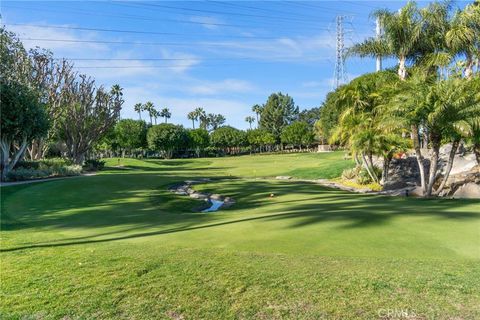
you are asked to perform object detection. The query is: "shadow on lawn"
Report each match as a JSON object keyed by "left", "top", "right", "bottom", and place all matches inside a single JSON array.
[{"left": 1, "top": 175, "right": 479, "bottom": 252}]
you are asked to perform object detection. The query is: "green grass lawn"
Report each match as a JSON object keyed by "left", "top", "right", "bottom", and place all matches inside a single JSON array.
[{"left": 1, "top": 152, "right": 479, "bottom": 319}]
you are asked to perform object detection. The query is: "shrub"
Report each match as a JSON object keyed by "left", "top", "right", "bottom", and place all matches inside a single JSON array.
[
  {"left": 7, "top": 168, "right": 51, "bottom": 181},
  {"left": 83, "top": 159, "right": 105, "bottom": 171},
  {"left": 14, "top": 160, "right": 40, "bottom": 170},
  {"left": 6, "top": 162, "right": 82, "bottom": 181},
  {"left": 357, "top": 167, "right": 382, "bottom": 185},
  {"left": 341, "top": 167, "right": 360, "bottom": 180}
]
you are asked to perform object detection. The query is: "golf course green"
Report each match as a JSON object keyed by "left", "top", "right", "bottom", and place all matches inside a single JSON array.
[{"left": 1, "top": 152, "right": 479, "bottom": 319}]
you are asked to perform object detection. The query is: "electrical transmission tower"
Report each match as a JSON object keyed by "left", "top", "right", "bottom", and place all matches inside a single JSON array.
[{"left": 333, "top": 15, "right": 347, "bottom": 90}]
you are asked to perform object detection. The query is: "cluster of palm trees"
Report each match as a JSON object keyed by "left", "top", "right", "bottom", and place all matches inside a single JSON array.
[
  {"left": 134, "top": 102, "right": 171, "bottom": 125},
  {"left": 243, "top": 104, "right": 264, "bottom": 129},
  {"left": 187, "top": 107, "right": 226, "bottom": 131},
  {"left": 332, "top": 0, "right": 480, "bottom": 197}
]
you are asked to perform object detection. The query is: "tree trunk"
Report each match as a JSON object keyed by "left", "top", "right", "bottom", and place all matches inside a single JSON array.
[
  {"left": 0, "top": 137, "right": 28, "bottom": 181},
  {"left": 426, "top": 139, "right": 441, "bottom": 197},
  {"left": 465, "top": 55, "right": 474, "bottom": 79},
  {"left": 362, "top": 152, "right": 378, "bottom": 184},
  {"left": 398, "top": 56, "right": 407, "bottom": 80},
  {"left": 435, "top": 139, "right": 459, "bottom": 195},
  {"left": 473, "top": 142, "right": 480, "bottom": 166},
  {"left": 381, "top": 155, "right": 391, "bottom": 186},
  {"left": 411, "top": 124, "right": 426, "bottom": 194}
]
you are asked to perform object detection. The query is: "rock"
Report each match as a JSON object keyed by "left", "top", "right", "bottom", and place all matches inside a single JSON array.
[
  {"left": 386, "top": 157, "right": 430, "bottom": 190},
  {"left": 210, "top": 193, "right": 223, "bottom": 200},
  {"left": 275, "top": 176, "right": 292, "bottom": 180},
  {"left": 452, "top": 182, "right": 480, "bottom": 199},
  {"left": 383, "top": 180, "right": 408, "bottom": 191},
  {"left": 408, "top": 186, "right": 424, "bottom": 197},
  {"left": 222, "top": 197, "right": 236, "bottom": 208},
  {"left": 189, "top": 192, "right": 209, "bottom": 200}
]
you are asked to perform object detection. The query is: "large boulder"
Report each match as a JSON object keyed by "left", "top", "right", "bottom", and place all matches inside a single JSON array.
[
  {"left": 453, "top": 182, "right": 480, "bottom": 199},
  {"left": 383, "top": 157, "right": 430, "bottom": 190}
]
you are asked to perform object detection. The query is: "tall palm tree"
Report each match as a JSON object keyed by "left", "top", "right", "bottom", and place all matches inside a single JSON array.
[
  {"left": 446, "top": 3, "right": 480, "bottom": 79},
  {"left": 152, "top": 109, "right": 160, "bottom": 125},
  {"left": 160, "top": 107, "right": 171, "bottom": 123},
  {"left": 252, "top": 104, "right": 263, "bottom": 124},
  {"left": 143, "top": 101, "right": 155, "bottom": 125},
  {"left": 348, "top": 1, "right": 423, "bottom": 80},
  {"left": 134, "top": 103, "right": 143, "bottom": 120},
  {"left": 187, "top": 111, "right": 197, "bottom": 129},
  {"left": 193, "top": 107, "right": 206, "bottom": 129},
  {"left": 245, "top": 116, "right": 255, "bottom": 129}
]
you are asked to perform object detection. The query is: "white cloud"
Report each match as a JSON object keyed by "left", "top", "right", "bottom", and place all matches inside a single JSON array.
[{"left": 7, "top": 24, "right": 108, "bottom": 52}]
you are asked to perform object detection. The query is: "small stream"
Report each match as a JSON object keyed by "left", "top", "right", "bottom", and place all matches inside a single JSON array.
[{"left": 202, "top": 200, "right": 224, "bottom": 212}]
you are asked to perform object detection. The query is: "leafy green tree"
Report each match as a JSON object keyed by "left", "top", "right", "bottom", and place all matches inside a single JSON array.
[
  {"left": 210, "top": 126, "right": 246, "bottom": 155},
  {"left": 114, "top": 119, "right": 147, "bottom": 157},
  {"left": 246, "top": 129, "right": 276, "bottom": 153},
  {"left": 147, "top": 123, "right": 188, "bottom": 159},
  {"left": 0, "top": 81, "right": 49, "bottom": 180},
  {"left": 0, "top": 28, "right": 30, "bottom": 85},
  {"left": 281, "top": 121, "right": 315, "bottom": 150},
  {"left": 59, "top": 80, "right": 124, "bottom": 164},
  {"left": 188, "top": 128, "right": 209, "bottom": 157},
  {"left": 298, "top": 107, "right": 321, "bottom": 127},
  {"left": 260, "top": 92, "right": 299, "bottom": 142}
]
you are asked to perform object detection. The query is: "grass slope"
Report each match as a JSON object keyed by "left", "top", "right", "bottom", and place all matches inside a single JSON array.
[{"left": 1, "top": 152, "right": 479, "bottom": 319}]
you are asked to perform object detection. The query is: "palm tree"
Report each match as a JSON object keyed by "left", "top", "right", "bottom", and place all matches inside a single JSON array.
[
  {"left": 446, "top": 3, "right": 480, "bottom": 79},
  {"left": 160, "top": 107, "right": 171, "bottom": 123},
  {"left": 192, "top": 107, "right": 206, "bottom": 129},
  {"left": 143, "top": 101, "right": 155, "bottom": 125},
  {"left": 348, "top": 1, "right": 423, "bottom": 81},
  {"left": 187, "top": 111, "right": 197, "bottom": 129},
  {"left": 134, "top": 103, "right": 143, "bottom": 120},
  {"left": 151, "top": 109, "right": 160, "bottom": 125},
  {"left": 433, "top": 77, "right": 480, "bottom": 194},
  {"left": 252, "top": 104, "right": 263, "bottom": 124},
  {"left": 245, "top": 116, "right": 255, "bottom": 129}
]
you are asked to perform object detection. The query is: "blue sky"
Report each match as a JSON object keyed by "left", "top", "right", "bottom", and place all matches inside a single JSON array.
[{"left": 1, "top": 1, "right": 469, "bottom": 129}]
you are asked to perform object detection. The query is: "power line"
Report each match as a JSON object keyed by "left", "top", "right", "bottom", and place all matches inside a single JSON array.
[
  {"left": 3, "top": 3, "right": 365, "bottom": 32},
  {"left": 207, "top": 0, "right": 324, "bottom": 20},
  {"left": 5, "top": 23, "right": 291, "bottom": 40},
  {"left": 121, "top": 1, "right": 334, "bottom": 24},
  {"left": 19, "top": 37, "right": 337, "bottom": 49},
  {"left": 55, "top": 56, "right": 331, "bottom": 62}
]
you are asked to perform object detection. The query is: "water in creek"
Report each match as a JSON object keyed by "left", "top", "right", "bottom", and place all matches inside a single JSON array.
[{"left": 202, "top": 200, "right": 224, "bottom": 212}]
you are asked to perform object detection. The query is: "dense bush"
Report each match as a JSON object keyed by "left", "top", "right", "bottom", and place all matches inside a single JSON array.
[
  {"left": 7, "top": 164, "right": 82, "bottom": 181},
  {"left": 83, "top": 159, "right": 106, "bottom": 171},
  {"left": 341, "top": 166, "right": 382, "bottom": 185},
  {"left": 7, "top": 158, "right": 82, "bottom": 181}
]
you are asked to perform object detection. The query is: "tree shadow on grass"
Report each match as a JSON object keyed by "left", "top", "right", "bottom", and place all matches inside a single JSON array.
[{"left": 1, "top": 177, "right": 479, "bottom": 252}]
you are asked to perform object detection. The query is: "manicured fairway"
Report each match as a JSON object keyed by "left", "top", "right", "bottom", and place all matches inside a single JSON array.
[{"left": 1, "top": 152, "right": 479, "bottom": 319}]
